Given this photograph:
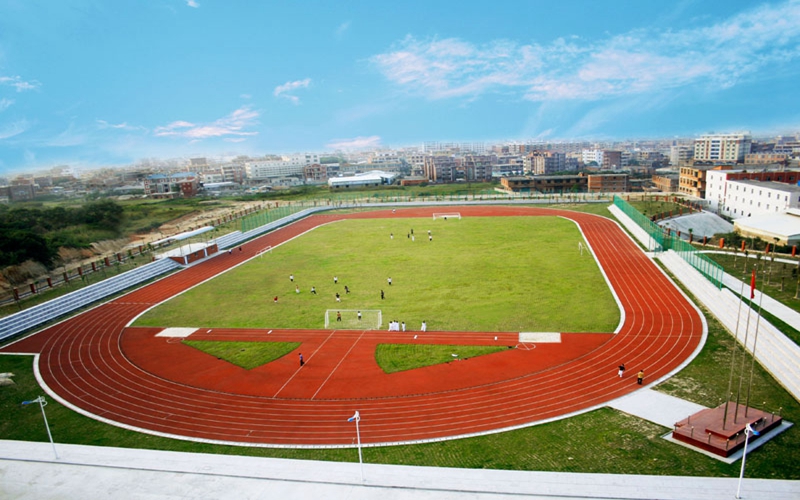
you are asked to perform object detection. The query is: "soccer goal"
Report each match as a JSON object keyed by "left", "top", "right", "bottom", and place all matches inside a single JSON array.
[
  {"left": 257, "top": 246, "right": 272, "bottom": 258},
  {"left": 432, "top": 212, "right": 461, "bottom": 220},
  {"left": 325, "top": 309, "right": 382, "bottom": 330}
]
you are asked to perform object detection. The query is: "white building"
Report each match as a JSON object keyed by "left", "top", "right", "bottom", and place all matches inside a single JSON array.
[
  {"left": 734, "top": 208, "right": 800, "bottom": 246},
  {"left": 328, "top": 170, "right": 397, "bottom": 189},
  {"left": 581, "top": 150, "right": 604, "bottom": 166},
  {"left": 245, "top": 154, "right": 320, "bottom": 180},
  {"left": 723, "top": 179, "right": 800, "bottom": 218},
  {"left": 694, "top": 133, "right": 752, "bottom": 163}
]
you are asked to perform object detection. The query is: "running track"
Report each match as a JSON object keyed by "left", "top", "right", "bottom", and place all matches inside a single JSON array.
[{"left": 2, "top": 206, "right": 704, "bottom": 446}]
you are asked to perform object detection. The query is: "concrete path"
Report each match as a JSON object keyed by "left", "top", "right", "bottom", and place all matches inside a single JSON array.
[
  {"left": 608, "top": 388, "right": 707, "bottom": 428},
  {"left": 2, "top": 440, "right": 799, "bottom": 500}
]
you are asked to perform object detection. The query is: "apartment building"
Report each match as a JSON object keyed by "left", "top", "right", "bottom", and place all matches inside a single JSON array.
[{"left": 694, "top": 133, "right": 752, "bottom": 163}]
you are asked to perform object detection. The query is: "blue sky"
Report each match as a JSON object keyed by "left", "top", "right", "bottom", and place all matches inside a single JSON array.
[{"left": 1, "top": 0, "right": 799, "bottom": 174}]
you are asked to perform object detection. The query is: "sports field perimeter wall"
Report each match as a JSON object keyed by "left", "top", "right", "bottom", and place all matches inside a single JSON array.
[
  {"left": 613, "top": 195, "right": 723, "bottom": 289},
  {"left": 0, "top": 258, "right": 182, "bottom": 343}
]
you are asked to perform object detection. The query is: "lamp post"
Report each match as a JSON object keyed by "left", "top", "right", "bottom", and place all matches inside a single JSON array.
[
  {"left": 348, "top": 411, "right": 364, "bottom": 482},
  {"left": 736, "top": 423, "right": 760, "bottom": 499},
  {"left": 21, "top": 396, "right": 58, "bottom": 459}
]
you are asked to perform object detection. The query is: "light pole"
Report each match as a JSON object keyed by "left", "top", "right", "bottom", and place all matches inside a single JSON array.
[
  {"left": 348, "top": 411, "right": 364, "bottom": 482},
  {"left": 736, "top": 423, "right": 760, "bottom": 499},
  {"left": 21, "top": 395, "right": 58, "bottom": 459}
]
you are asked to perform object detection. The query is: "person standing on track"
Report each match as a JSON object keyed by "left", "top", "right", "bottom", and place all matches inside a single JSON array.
[
  {"left": 637, "top": 369, "right": 644, "bottom": 385},
  {"left": 299, "top": 353, "right": 304, "bottom": 366},
  {"left": 618, "top": 363, "right": 625, "bottom": 378}
]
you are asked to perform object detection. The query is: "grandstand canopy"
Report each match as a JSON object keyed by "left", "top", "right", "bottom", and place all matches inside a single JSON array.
[{"left": 151, "top": 226, "right": 215, "bottom": 247}]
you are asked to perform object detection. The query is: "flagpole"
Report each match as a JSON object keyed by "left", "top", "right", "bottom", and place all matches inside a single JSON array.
[
  {"left": 735, "top": 266, "right": 757, "bottom": 423},
  {"left": 723, "top": 276, "right": 747, "bottom": 429},
  {"left": 745, "top": 266, "right": 767, "bottom": 417}
]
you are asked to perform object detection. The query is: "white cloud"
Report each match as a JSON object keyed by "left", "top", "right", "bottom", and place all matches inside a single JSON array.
[
  {"left": 0, "top": 119, "right": 31, "bottom": 140},
  {"left": 0, "top": 75, "right": 41, "bottom": 92},
  {"left": 0, "top": 98, "right": 13, "bottom": 111},
  {"left": 96, "top": 119, "right": 148, "bottom": 132},
  {"left": 154, "top": 106, "right": 259, "bottom": 140},
  {"left": 240, "top": 93, "right": 252, "bottom": 99},
  {"left": 371, "top": 1, "right": 800, "bottom": 102},
  {"left": 273, "top": 78, "right": 311, "bottom": 104},
  {"left": 185, "top": 0, "right": 199, "bottom": 8},
  {"left": 336, "top": 21, "right": 351, "bottom": 38},
  {"left": 326, "top": 135, "right": 381, "bottom": 151}
]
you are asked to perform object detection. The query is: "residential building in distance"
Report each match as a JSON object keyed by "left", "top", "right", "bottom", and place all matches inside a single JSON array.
[
  {"left": 670, "top": 145, "right": 694, "bottom": 166},
  {"left": 499, "top": 174, "right": 589, "bottom": 194},
  {"left": 652, "top": 173, "right": 679, "bottom": 193},
  {"left": 525, "top": 150, "right": 566, "bottom": 175},
  {"left": 461, "top": 155, "right": 494, "bottom": 182},
  {"left": 423, "top": 155, "right": 458, "bottom": 183},
  {"left": 245, "top": 154, "right": 320, "bottom": 181},
  {"left": 693, "top": 133, "right": 752, "bottom": 163},
  {"left": 602, "top": 151, "right": 622, "bottom": 170},
  {"left": 744, "top": 153, "right": 789, "bottom": 165},
  {"left": 582, "top": 149, "right": 604, "bottom": 167},
  {"left": 723, "top": 180, "right": 800, "bottom": 218},
  {"left": 144, "top": 172, "right": 200, "bottom": 198},
  {"left": 587, "top": 173, "right": 629, "bottom": 193}
]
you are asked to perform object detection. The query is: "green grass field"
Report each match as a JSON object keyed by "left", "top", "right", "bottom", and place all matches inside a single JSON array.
[
  {"left": 183, "top": 340, "right": 301, "bottom": 370},
  {"left": 375, "top": 344, "right": 509, "bottom": 373},
  {"left": 135, "top": 216, "right": 619, "bottom": 333}
]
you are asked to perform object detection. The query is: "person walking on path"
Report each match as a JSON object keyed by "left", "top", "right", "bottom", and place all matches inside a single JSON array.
[
  {"left": 637, "top": 370, "right": 644, "bottom": 385},
  {"left": 618, "top": 364, "right": 625, "bottom": 378},
  {"left": 299, "top": 353, "right": 304, "bottom": 366}
]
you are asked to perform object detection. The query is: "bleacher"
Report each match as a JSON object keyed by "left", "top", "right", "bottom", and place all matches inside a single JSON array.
[{"left": 0, "top": 258, "right": 181, "bottom": 342}]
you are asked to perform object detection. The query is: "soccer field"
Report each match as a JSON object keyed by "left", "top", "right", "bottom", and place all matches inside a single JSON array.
[{"left": 134, "top": 216, "right": 619, "bottom": 333}]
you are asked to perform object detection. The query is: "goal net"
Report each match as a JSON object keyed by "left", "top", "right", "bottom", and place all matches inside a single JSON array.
[
  {"left": 432, "top": 212, "right": 461, "bottom": 220},
  {"left": 257, "top": 246, "right": 272, "bottom": 258},
  {"left": 325, "top": 309, "right": 382, "bottom": 329}
]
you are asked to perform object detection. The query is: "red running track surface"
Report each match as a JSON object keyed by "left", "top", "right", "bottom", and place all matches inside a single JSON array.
[{"left": 1, "top": 206, "right": 703, "bottom": 446}]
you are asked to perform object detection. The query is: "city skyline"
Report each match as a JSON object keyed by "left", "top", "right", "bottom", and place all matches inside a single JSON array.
[{"left": 1, "top": 0, "right": 800, "bottom": 175}]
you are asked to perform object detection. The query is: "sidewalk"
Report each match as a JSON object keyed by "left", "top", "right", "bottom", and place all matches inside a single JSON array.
[{"left": 2, "top": 440, "right": 799, "bottom": 500}]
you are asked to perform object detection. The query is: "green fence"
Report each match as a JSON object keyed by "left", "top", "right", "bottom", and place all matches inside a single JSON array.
[
  {"left": 241, "top": 205, "right": 306, "bottom": 233},
  {"left": 613, "top": 196, "right": 723, "bottom": 289}
]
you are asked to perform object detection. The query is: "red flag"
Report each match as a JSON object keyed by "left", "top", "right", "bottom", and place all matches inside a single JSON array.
[{"left": 750, "top": 269, "right": 757, "bottom": 299}]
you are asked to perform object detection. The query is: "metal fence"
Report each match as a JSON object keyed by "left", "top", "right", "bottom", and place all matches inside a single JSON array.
[{"left": 613, "top": 195, "right": 723, "bottom": 288}]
